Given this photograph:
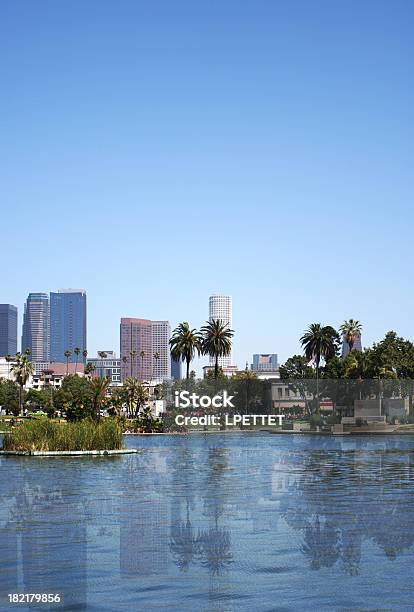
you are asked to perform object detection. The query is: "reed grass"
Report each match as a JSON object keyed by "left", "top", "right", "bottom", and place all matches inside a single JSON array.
[{"left": 2, "top": 418, "right": 123, "bottom": 451}]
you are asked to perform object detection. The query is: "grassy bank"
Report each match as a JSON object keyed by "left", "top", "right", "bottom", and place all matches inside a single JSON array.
[{"left": 2, "top": 418, "right": 123, "bottom": 451}]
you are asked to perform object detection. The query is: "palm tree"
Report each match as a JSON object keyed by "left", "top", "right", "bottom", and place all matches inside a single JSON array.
[
  {"left": 300, "top": 324, "right": 339, "bottom": 374},
  {"left": 339, "top": 319, "right": 362, "bottom": 355},
  {"left": 90, "top": 376, "right": 111, "bottom": 419},
  {"left": 5, "top": 354, "right": 14, "bottom": 378},
  {"left": 10, "top": 352, "right": 34, "bottom": 415},
  {"left": 73, "top": 347, "right": 81, "bottom": 373},
  {"left": 84, "top": 362, "right": 96, "bottom": 378},
  {"left": 123, "top": 377, "right": 149, "bottom": 417},
  {"left": 64, "top": 350, "right": 72, "bottom": 375},
  {"left": 201, "top": 319, "right": 234, "bottom": 379},
  {"left": 82, "top": 349, "right": 88, "bottom": 363},
  {"left": 300, "top": 323, "right": 339, "bottom": 412},
  {"left": 170, "top": 322, "right": 203, "bottom": 380},
  {"left": 130, "top": 350, "right": 137, "bottom": 377},
  {"left": 152, "top": 352, "right": 160, "bottom": 380},
  {"left": 98, "top": 351, "right": 108, "bottom": 359},
  {"left": 122, "top": 355, "right": 129, "bottom": 379},
  {"left": 139, "top": 350, "right": 145, "bottom": 379}
]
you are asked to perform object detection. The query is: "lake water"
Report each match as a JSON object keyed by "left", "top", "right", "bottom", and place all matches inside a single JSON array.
[{"left": 1, "top": 433, "right": 414, "bottom": 611}]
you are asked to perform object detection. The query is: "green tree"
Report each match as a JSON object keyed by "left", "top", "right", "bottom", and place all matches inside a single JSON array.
[
  {"left": 279, "top": 355, "right": 316, "bottom": 416},
  {"left": 152, "top": 351, "right": 160, "bottom": 380},
  {"left": 73, "top": 347, "right": 81, "bottom": 373},
  {"left": 139, "top": 350, "right": 145, "bottom": 378},
  {"left": 90, "top": 376, "right": 110, "bottom": 419},
  {"left": 84, "top": 362, "right": 96, "bottom": 377},
  {"left": 10, "top": 352, "right": 34, "bottom": 415},
  {"left": 300, "top": 324, "right": 340, "bottom": 412},
  {"left": 123, "top": 377, "right": 149, "bottom": 417},
  {"left": 136, "top": 405, "right": 162, "bottom": 433},
  {"left": 200, "top": 319, "right": 234, "bottom": 379},
  {"left": 54, "top": 375, "right": 94, "bottom": 421},
  {"left": 339, "top": 319, "right": 362, "bottom": 354},
  {"left": 130, "top": 350, "right": 137, "bottom": 377},
  {"left": 25, "top": 388, "right": 55, "bottom": 417},
  {"left": 0, "top": 378, "right": 19, "bottom": 415},
  {"left": 64, "top": 349, "right": 72, "bottom": 375},
  {"left": 170, "top": 322, "right": 203, "bottom": 380}
]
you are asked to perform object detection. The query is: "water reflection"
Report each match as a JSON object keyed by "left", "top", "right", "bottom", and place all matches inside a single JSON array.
[{"left": 1, "top": 435, "right": 414, "bottom": 610}]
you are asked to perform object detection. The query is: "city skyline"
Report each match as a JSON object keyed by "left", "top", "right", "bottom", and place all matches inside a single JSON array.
[{"left": 0, "top": 286, "right": 411, "bottom": 373}]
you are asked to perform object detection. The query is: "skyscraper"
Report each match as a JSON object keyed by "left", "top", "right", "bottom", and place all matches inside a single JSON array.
[
  {"left": 342, "top": 334, "right": 362, "bottom": 358},
  {"left": 0, "top": 304, "right": 17, "bottom": 357},
  {"left": 171, "top": 355, "right": 182, "bottom": 380},
  {"left": 208, "top": 294, "right": 233, "bottom": 367},
  {"left": 120, "top": 318, "right": 171, "bottom": 382},
  {"left": 21, "top": 294, "right": 49, "bottom": 361},
  {"left": 120, "top": 318, "right": 152, "bottom": 380},
  {"left": 151, "top": 321, "right": 171, "bottom": 380},
  {"left": 251, "top": 354, "right": 279, "bottom": 372},
  {"left": 50, "top": 290, "right": 87, "bottom": 363}
]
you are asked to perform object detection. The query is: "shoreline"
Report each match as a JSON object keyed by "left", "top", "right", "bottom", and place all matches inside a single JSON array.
[{"left": 123, "top": 429, "right": 414, "bottom": 436}]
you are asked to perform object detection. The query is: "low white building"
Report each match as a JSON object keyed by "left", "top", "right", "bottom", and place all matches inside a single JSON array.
[{"left": 0, "top": 357, "right": 33, "bottom": 388}]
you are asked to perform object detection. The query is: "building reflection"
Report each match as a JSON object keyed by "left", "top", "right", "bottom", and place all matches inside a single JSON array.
[
  {"left": 0, "top": 458, "right": 87, "bottom": 608},
  {"left": 120, "top": 451, "right": 169, "bottom": 578}
]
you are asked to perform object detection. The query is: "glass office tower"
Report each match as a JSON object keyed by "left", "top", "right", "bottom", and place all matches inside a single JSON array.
[
  {"left": 50, "top": 290, "right": 87, "bottom": 363},
  {"left": 0, "top": 304, "right": 18, "bottom": 356},
  {"left": 21, "top": 293, "right": 49, "bottom": 361}
]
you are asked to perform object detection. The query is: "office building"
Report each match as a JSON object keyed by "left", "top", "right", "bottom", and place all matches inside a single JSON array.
[
  {"left": 208, "top": 294, "right": 233, "bottom": 367},
  {"left": 21, "top": 293, "right": 49, "bottom": 361},
  {"left": 0, "top": 304, "right": 17, "bottom": 356},
  {"left": 120, "top": 318, "right": 171, "bottom": 382},
  {"left": 151, "top": 321, "right": 171, "bottom": 380},
  {"left": 50, "top": 290, "right": 87, "bottom": 363},
  {"left": 342, "top": 334, "right": 362, "bottom": 358},
  {"left": 251, "top": 354, "right": 279, "bottom": 372},
  {"left": 171, "top": 355, "right": 182, "bottom": 380},
  {"left": 87, "top": 351, "right": 121, "bottom": 385},
  {"left": 120, "top": 318, "right": 152, "bottom": 380}
]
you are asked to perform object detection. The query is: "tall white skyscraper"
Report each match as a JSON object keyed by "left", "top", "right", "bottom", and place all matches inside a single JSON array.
[
  {"left": 208, "top": 294, "right": 232, "bottom": 367},
  {"left": 151, "top": 320, "right": 171, "bottom": 380}
]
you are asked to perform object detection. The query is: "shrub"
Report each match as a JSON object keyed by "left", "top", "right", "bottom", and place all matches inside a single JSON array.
[
  {"left": 310, "top": 414, "right": 324, "bottom": 429},
  {"left": 2, "top": 418, "right": 123, "bottom": 451}
]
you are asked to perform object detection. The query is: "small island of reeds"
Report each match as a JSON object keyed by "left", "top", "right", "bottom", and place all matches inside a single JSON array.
[{"left": 2, "top": 418, "right": 123, "bottom": 452}]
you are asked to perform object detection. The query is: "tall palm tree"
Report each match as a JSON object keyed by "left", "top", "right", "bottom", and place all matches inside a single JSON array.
[
  {"left": 5, "top": 354, "right": 14, "bottom": 378},
  {"left": 10, "top": 352, "right": 34, "bottom": 415},
  {"left": 300, "top": 324, "right": 339, "bottom": 374},
  {"left": 152, "top": 352, "right": 160, "bottom": 380},
  {"left": 64, "top": 350, "right": 72, "bottom": 375},
  {"left": 90, "top": 376, "right": 111, "bottom": 419},
  {"left": 139, "top": 350, "right": 145, "bottom": 379},
  {"left": 122, "top": 355, "right": 129, "bottom": 378},
  {"left": 82, "top": 349, "right": 88, "bottom": 363},
  {"left": 300, "top": 323, "right": 339, "bottom": 412},
  {"left": 73, "top": 347, "right": 81, "bottom": 373},
  {"left": 130, "top": 350, "right": 137, "bottom": 377},
  {"left": 201, "top": 319, "right": 234, "bottom": 379},
  {"left": 170, "top": 322, "right": 203, "bottom": 380},
  {"left": 339, "top": 319, "right": 362, "bottom": 355}
]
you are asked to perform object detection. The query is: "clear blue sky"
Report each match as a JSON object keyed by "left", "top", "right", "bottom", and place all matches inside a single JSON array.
[{"left": 1, "top": 0, "right": 413, "bottom": 371}]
